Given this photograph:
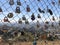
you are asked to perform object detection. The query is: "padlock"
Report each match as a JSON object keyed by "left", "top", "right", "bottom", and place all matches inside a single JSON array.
[
  {"left": 15, "top": 6, "right": 21, "bottom": 13},
  {"left": 25, "top": 19, "right": 29, "bottom": 24},
  {"left": 41, "top": 10, "right": 45, "bottom": 13},
  {"left": 44, "top": 25, "right": 48, "bottom": 29},
  {"left": 52, "top": 1, "right": 55, "bottom": 6},
  {"left": 58, "top": 0, "right": 60, "bottom": 5},
  {"left": 38, "top": 8, "right": 42, "bottom": 13},
  {"left": 7, "top": 13, "right": 13, "bottom": 18},
  {"left": 45, "top": 21, "right": 49, "bottom": 24},
  {"left": 59, "top": 21, "right": 60, "bottom": 26},
  {"left": 36, "top": 21, "right": 40, "bottom": 28},
  {"left": 37, "top": 14, "right": 41, "bottom": 18},
  {"left": 4, "top": 17, "right": 9, "bottom": 22},
  {"left": 47, "top": 8, "right": 53, "bottom": 15},
  {"left": 37, "top": 24, "right": 40, "bottom": 28},
  {"left": 22, "top": 15, "right": 26, "bottom": 20},
  {"left": 52, "top": 16, "right": 55, "bottom": 21},
  {"left": 18, "top": 18, "right": 22, "bottom": 24},
  {"left": 26, "top": 5, "right": 30, "bottom": 12},
  {"left": 37, "top": 0, "right": 40, "bottom": 1},
  {"left": 31, "top": 13, "right": 35, "bottom": 21},
  {"left": 0, "top": 7, "right": 2, "bottom": 12},
  {"left": 9, "top": 0, "right": 14, "bottom": 5},
  {"left": 17, "top": 0, "right": 21, "bottom": 6},
  {"left": 51, "top": 23, "right": 54, "bottom": 27},
  {"left": 38, "top": 8, "right": 45, "bottom": 13}
]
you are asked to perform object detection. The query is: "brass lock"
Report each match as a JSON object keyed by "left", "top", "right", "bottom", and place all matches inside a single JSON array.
[
  {"left": 26, "top": 5, "right": 30, "bottom": 12},
  {"left": 17, "top": 0, "right": 21, "bottom": 6},
  {"left": 15, "top": 6, "right": 21, "bottom": 13},
  {"left": 7, "top": 13, "right": 13, "bottom": 18},
  {"left": 9, "top": 0, "right": 14, "bottom": 5},
  {"left": 31, "top": 13, "right": 35, "bottom": 21}
]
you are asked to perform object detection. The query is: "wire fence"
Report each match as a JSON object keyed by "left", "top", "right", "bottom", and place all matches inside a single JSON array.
[{"left": 0, "top": 0, "right": 60, "bottom": 45}]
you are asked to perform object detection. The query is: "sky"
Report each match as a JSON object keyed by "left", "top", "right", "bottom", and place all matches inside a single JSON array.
[{"left": 0, "top": 0, "right": 60, "bottom": 23}]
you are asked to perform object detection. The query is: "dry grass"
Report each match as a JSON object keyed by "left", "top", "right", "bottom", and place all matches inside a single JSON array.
[{"left": 0, "top": 40, "right": 60, "bottom": 45}]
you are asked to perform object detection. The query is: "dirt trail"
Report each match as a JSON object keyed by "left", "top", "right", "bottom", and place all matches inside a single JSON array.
[{"left": 0, "top": 40, "right": 60, "bottom": 45}]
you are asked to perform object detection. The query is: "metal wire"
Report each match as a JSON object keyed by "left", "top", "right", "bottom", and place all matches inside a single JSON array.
[{"left": 0, "top": 0, "right": 60, "bottom": 45}]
